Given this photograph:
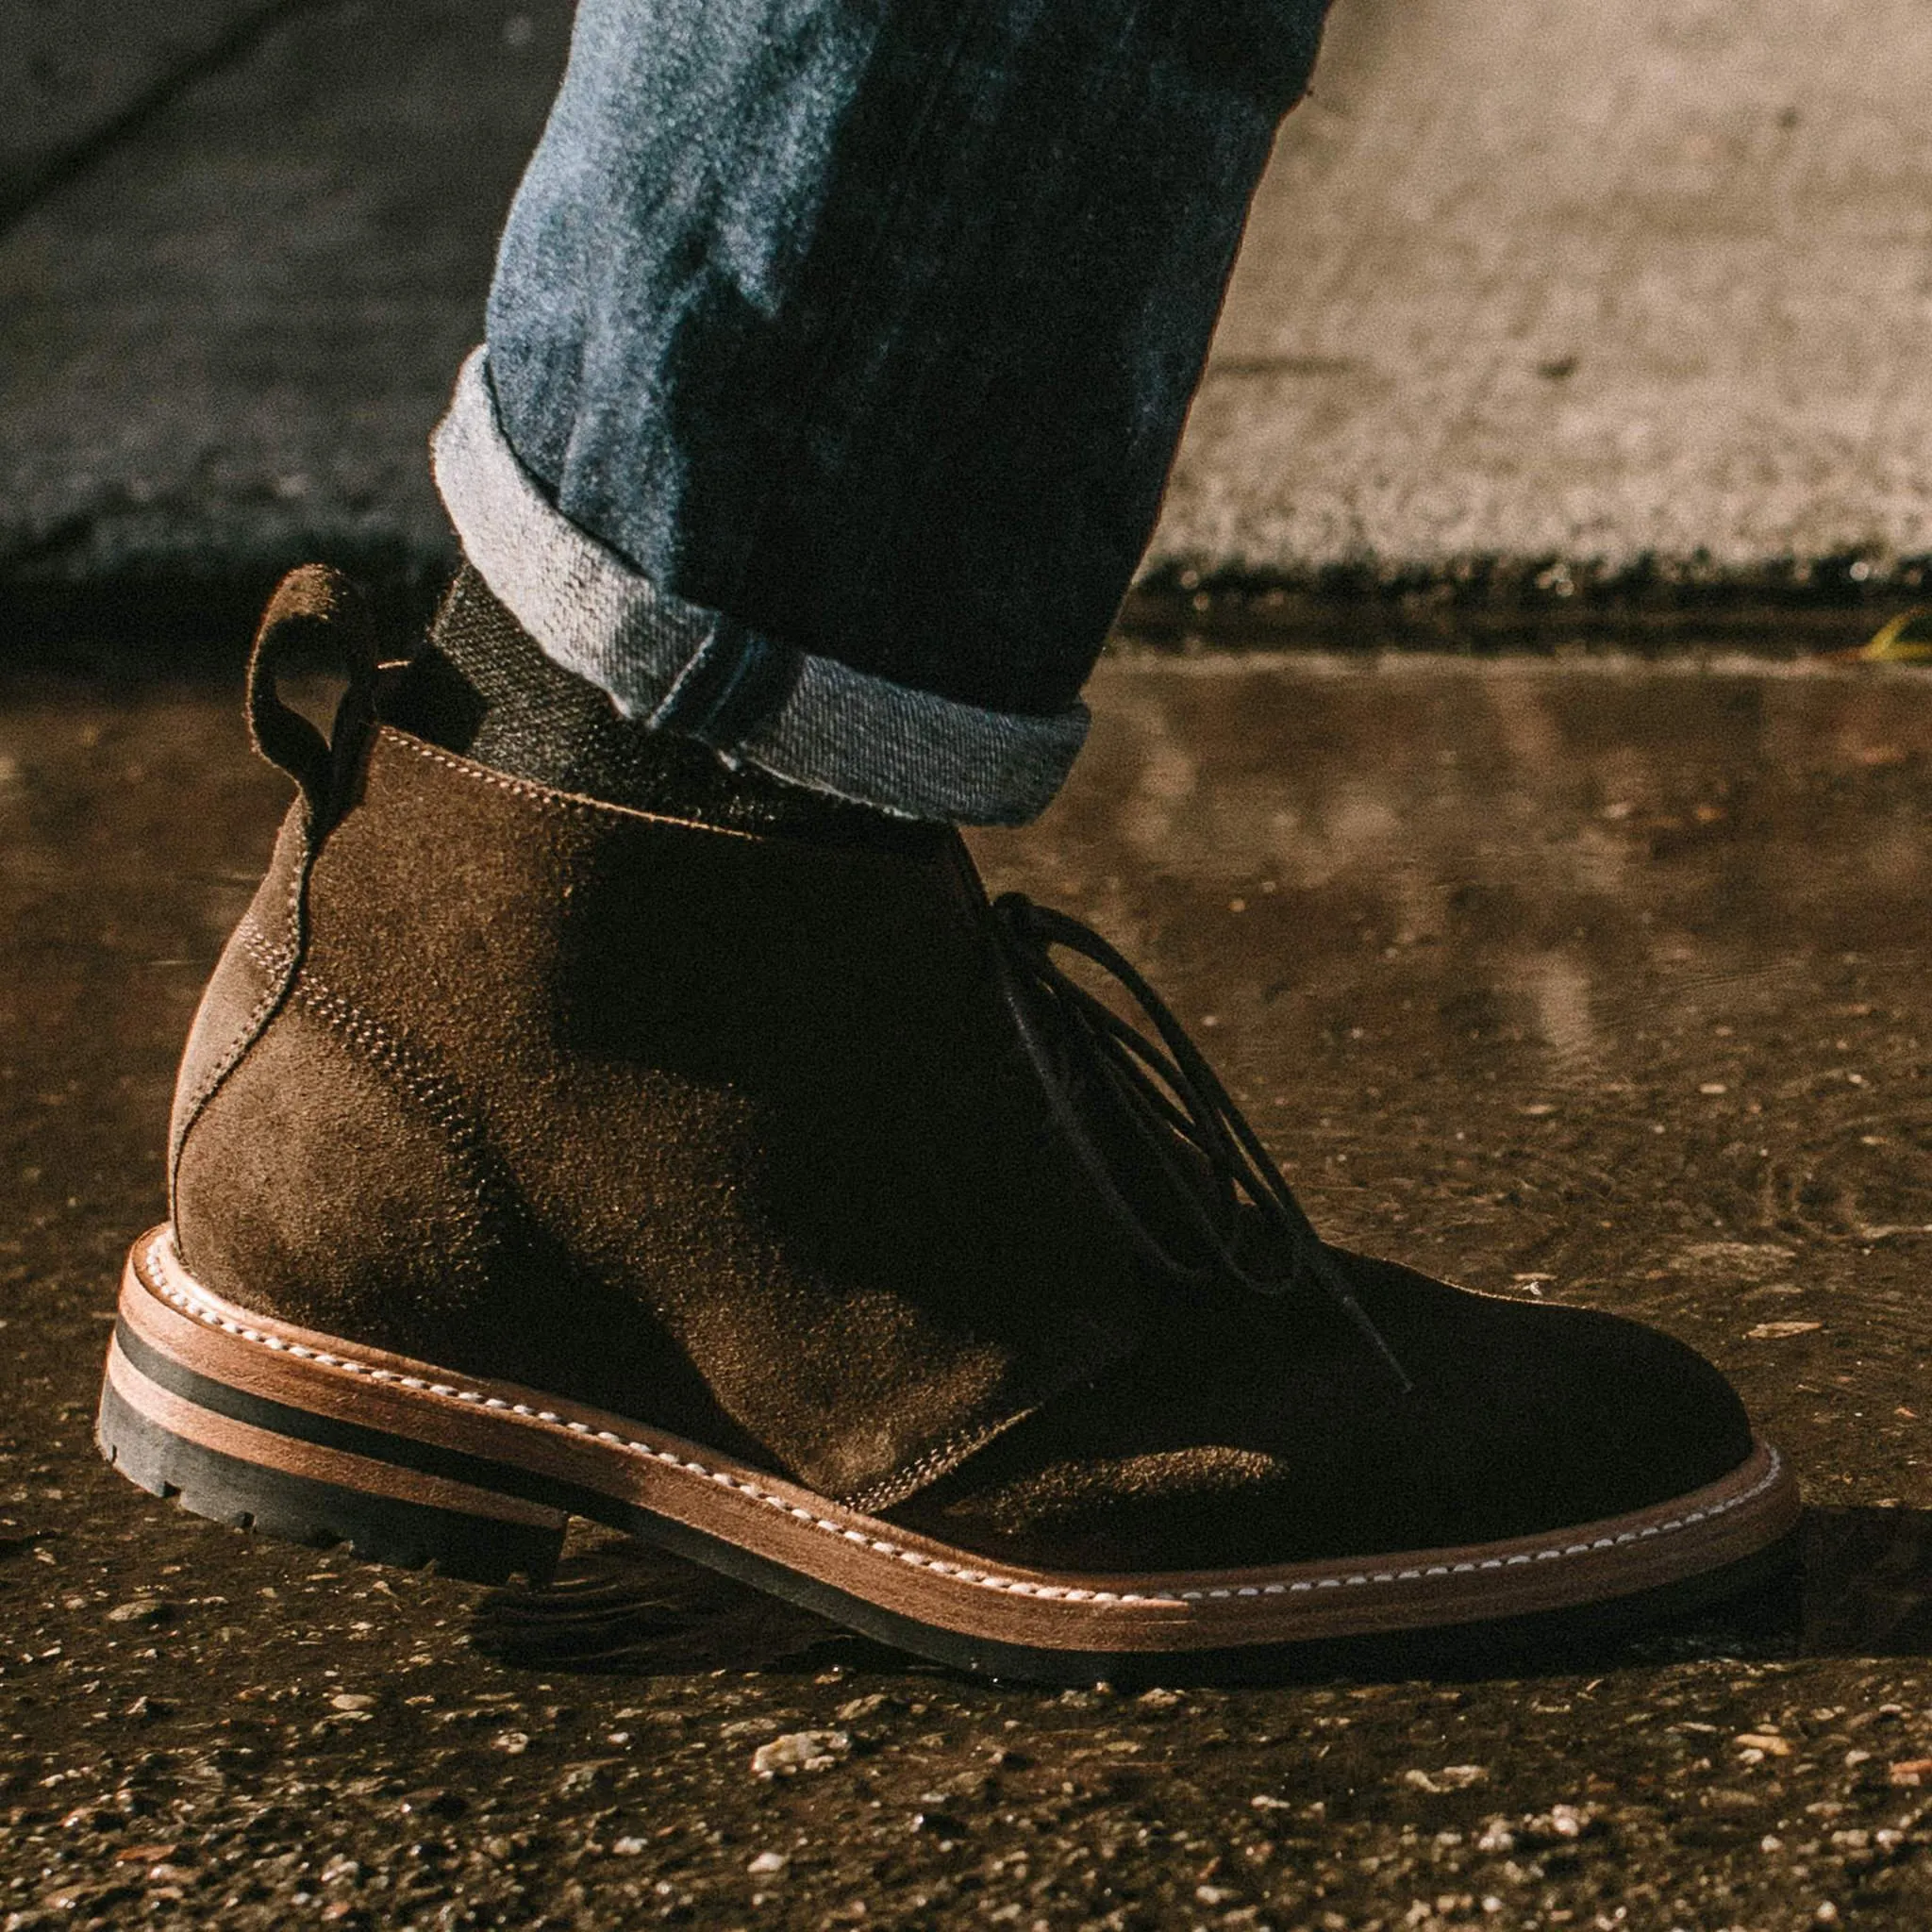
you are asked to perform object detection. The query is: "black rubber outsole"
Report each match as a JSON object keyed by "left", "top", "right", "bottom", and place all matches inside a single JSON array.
[{"left": 98, "top": 1378, "right": 568, "bottom": 1586}]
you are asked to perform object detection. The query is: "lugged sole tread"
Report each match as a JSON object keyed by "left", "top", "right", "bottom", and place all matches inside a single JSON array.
[{"left": 99, "top": 1378, "right": 563, "bottom": 1586}]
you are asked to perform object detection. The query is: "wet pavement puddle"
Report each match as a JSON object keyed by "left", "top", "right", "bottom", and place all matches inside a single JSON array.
[
  {"left": 10, "top": 652, "right": 1932, "bottom": 1928},
  {"left": 1803, "top": 1507, "right": 1932, "bottom": 1658}
]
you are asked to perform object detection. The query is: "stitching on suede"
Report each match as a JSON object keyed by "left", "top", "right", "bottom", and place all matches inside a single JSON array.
[
  {"left": 390, "top": 731, "right": 609, "bottom": 817},
  {"left": 171, "top": 843, "right": 308, "bottom": 1194},
  {"left": 843, "top": 1426, "right": 1005, "bottom": 1516},
  {"left": 264, "top": 968, "right": 502, "bottom": 1275},
  {"left": 841, "top": 1321, "right": 1138, "bottom": 1515},
  {"left": 382, "top": 731, "right": 762, "bottom": 841},
  {"left": 238, "top": 924, "right": 293, "bottom": 975},
  {"left": 139, "top": 1235, "right": 1788, "bottom": 1613}
]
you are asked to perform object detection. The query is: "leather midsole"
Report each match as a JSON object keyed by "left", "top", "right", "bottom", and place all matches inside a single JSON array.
[
  {"left": 105, "top": 1341, "right": 566, "bottom": 1530},
  {"left": 111, "top": 1227, "right": 1802, "bottom": 1652}
]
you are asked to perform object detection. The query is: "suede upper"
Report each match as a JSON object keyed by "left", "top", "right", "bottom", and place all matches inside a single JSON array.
[
  {"left": 891, "top": 1248, "right": 1752, "bottom": 1570},
  {"left": 175, "top": 719, "right": 1150, "bottom": 1507},
  {"left": 171, "top": 580, "right": 1757, "bottom": 1564}
]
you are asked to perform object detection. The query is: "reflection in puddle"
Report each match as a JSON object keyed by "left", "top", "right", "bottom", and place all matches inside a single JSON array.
[
  {"left": 472, "top": 1535, "right": 861, "bottom": 1675},
  {"left": 1801, "top": 1507, "right": 1932, "bottom": 1656},
  {"left": 471, "top": 1507, "right": 1932, "bottom": 1677}
]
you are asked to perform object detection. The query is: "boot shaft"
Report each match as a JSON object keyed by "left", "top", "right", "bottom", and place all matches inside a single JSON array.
[{"left": 170, "top": 575, "right": 1143, "bottom": 1506}]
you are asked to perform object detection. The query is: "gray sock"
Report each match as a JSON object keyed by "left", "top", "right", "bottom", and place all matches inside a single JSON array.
[{"left": 387, "top": 567, "right": 927, "bottom": 847}]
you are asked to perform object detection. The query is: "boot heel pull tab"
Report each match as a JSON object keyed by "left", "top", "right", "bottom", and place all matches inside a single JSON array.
[{"left": 247, "top": 565, "right": 380, "bottom": 823}]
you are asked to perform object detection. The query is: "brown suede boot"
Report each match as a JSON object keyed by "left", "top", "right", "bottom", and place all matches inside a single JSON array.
[{"left": 98, "top": 569, "right": 1799, "bottom": 1679}]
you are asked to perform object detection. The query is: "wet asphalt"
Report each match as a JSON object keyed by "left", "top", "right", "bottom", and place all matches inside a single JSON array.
[{"left": 8, "top": 648, "right": 1932, "bottom": 1930}]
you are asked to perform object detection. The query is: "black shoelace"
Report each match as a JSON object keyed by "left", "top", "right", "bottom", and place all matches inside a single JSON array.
[{"left": 991, "top": 892, "right": 1413, "bottom": 1394}]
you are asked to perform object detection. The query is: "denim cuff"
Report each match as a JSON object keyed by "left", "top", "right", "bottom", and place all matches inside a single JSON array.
[{"left": 430, "top": 350, "right": 1088, "bottom": 825}]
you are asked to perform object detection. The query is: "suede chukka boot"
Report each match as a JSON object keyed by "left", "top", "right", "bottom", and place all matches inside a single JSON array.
[{"left": 98, "top": 568, "right": 1800, "bottom": 1679}]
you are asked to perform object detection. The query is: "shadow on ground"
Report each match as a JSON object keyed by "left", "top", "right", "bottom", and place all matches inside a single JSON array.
[{"left": 467, "top": 1507, "right": 1932, "bottom": 1682}]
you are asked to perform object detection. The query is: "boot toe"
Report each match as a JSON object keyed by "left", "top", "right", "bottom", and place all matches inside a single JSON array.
[{"left": 895, "top": 1252, "right": 1759, "bottom": 1574}]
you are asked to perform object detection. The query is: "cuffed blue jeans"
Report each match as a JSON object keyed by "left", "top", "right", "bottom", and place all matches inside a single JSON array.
[{"left": 433, "top": 0, "right": 1331, "bottom": 824}]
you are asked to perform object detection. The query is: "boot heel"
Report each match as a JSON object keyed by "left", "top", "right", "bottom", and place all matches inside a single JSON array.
[{"left": 97, "top": 1357, "right": 567, "bottom": 1586}]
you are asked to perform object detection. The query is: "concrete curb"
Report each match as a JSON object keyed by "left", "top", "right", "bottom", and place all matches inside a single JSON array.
[{"left": 6, "top": 0, "right": 1931, "bottom": 664}]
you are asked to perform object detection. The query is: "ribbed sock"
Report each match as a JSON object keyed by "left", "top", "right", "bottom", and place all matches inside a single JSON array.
[{"left": 386, "top": 566, "right": 926, "bottom": 846}]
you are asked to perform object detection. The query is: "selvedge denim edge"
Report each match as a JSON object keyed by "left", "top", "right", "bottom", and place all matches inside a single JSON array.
[{"left": 431, "top": 351, "right": 1089, "bottom": 827}]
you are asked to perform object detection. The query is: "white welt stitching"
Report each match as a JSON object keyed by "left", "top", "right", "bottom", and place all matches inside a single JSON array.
[{"left": 138, "top": 1235, "right": 1786, "bottom": 1613}]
